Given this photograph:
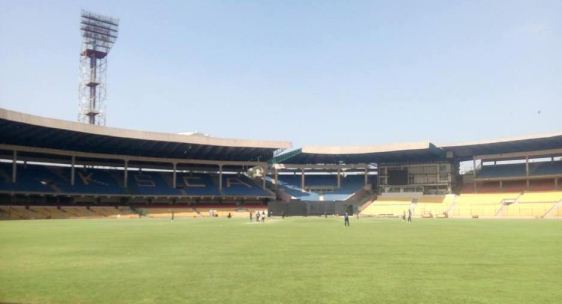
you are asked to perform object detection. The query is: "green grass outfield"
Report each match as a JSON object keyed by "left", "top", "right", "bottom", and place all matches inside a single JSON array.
[{"left": 1, "top": 217, "right": 561, "bottom": 304}]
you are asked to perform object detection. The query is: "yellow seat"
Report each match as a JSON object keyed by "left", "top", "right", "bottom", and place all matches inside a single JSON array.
[
  {"left": 450, "top": 193, "right": 516, "bottom": 218},
  {"left": 518, "top": 191, "right": 562, "bottom": 203}
]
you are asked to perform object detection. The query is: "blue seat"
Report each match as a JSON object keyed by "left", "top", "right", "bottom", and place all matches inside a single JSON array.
[
  {"left": 478, "top": 164, "right": 526, "bottom": 178},
  {"left": 0, "top": 163, "right": 67, "bottom": 193},
  {"left": 479, "top": 162, "right": 562, "bottom": 178},
  {"left": 176, "top": 173, "right": 221, "bottom": 196},
  {"left": 0, "top": 164, "right": 273, "bottom": 198},
  {"left": 277, "top": 174, "right": 369, "bottom": 201},
  {"left": 531, "top": 161, "right": 562, "bottom": 176},
  {"left": 128, "top": 171, "right": 180, "bottom": 196},
  {"left": 221, "top": 175, "right": 271, "bottom": 197}
]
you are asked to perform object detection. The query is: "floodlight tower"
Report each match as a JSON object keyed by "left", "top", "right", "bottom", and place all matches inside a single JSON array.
[{"left": 79, "top": 10, "right": 119, "bottom": 125}]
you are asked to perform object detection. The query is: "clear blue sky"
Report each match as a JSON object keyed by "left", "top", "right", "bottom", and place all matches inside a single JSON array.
[{"left": 1, "top": 0, "right": 561, "bottom": 148}]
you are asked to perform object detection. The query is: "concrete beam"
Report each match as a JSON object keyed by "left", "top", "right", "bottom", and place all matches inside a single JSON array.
[
  {"left": 0, "top": 144, "right": 266, "bottom": 168},
  {"left": 475, "top": 147, "right": 562, "bottom": 162},
  {"left": 12, "top": 150, "right": 17, "bottom": 183},
  {"left": 71, "top": 156, "right": 76, "bottom": 186},
  {"left": 172, "top": 163, "right": 177, "bottom": 188}
]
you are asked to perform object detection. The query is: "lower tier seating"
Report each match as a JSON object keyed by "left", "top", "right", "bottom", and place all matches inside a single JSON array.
[
  {"left": 504, "top": 203, "right": 554, "bottom": 218},
  {"left": 360, "top": 195, "right": 451, "bottom": 217},
  {"left": 0, "top": 205, "right": 135, "bottom": 220},
  {"left": 451, "top": 191, "right": 562, "bottom": 218},
  {"left": 517, "top": 191, "right": 562, "bottom": 203},
  {"left": 0, "top": 204, "right": 266, "bottom": 220},
  {"left": 413, "top": 195, "right": 455, "bottom": 218},
  {"left": 276, "top": 174, "right": 372, "bottom": 201},
  {"left": 502, "top": 191, "right": 562, "bottom": 218},
  {"left": 449, "top": 193, "right": 518, "bottom": 218},
  {"left": 142, "top": 206, "right": 265, "bottom": 219},
  {"left": 361, "top": 191, "right": 562, "bottom": 218}
]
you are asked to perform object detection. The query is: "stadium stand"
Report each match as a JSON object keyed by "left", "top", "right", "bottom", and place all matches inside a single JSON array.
[
  {"left": 275, "top": 174, "right": 369, "bottom": 201},
  {"left": 479, "top": 161, "right": 562, "bottom": 179},
  {"left": 500, "top": 191, "right": 562, "bottom": 218},
  {"left": 2, "top": 107, "right": 562, "bottom": 220},
  {"left": 478, "top": 163, "right": 527, "bottom": 178},
  {"left": 360, "top": 194, "right": 454, "bottom": 218},
  {"left": 141, "top": 203, "right": 265, "bottom": 219},
  {"left": 413, "top": 195, "right": 455, "bottom": 218},
  {"left": 0, "top": 163, "right": 273, "bottom": 198},
  {"left": 361, "top": 191, "right": 562, "bottom": 219},
  {"left": 360, "top": 197, "right": 411, "bottom": 217},
  {"left": 449, "top": 193, "right": 518, "bottom": 218},
  {"left": 462, "top": 178, "right": 559, "bottom": 193},
  {"left": 447, "top": 191, "right": 561, "bottom": 218},
  {"left": 0, "top": 203, "right": 265, "bottom": 220}
]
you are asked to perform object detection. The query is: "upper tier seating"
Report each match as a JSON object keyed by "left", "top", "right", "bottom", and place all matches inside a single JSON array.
[
  {"left": 462, "top": 179, "right": 558, "bottom": 193},
  {"left": 478, "top": 163, "right": 526, "bottom": 178},
  {"left": 534, "top": 161, "right": 562, "bottom": 175},
  {"left": 0, "top": 163, "right": 272, "bottom": 198},
  {"left": 478, "top": 161, "right": 562, "bottom": 179},
  {"left": 276, "top": 174, "right": 370, "bottom": 201}
]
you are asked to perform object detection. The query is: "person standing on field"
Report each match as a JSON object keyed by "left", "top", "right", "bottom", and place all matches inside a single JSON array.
[{"left": 344, "top": 212, "right": 350, "bottom": 227}]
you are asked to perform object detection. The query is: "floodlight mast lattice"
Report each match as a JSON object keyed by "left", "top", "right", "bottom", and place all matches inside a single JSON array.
[{"left": 78, "top": 10, "right": 119, "bottom": 125}]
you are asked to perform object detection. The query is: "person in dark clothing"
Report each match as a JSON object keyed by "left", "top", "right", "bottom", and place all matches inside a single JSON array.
[
  {"left": 407, "top": 209, "right": 412, "bottom": 223},
  {"left": 344, "top": 212, "right": 350, "bottom": 227}
]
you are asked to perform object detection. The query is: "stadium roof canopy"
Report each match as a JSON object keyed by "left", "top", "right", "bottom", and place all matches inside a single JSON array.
[
  {"left": 2, "top": 107, "right": 562, "bottom": 166},
  {"left": 276, "top": 142, "right": 445, "bottom": 164},
  {"left": 277, "top": 133, "right": 562, "bottom": 165},
  {"left": 442, "top": 132, "right": 562, "bottom": 161},
  {"left": 0, "top": 108, "right": 291, "bottom": 163}
]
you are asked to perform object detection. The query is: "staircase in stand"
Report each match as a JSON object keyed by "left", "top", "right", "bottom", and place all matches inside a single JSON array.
[
  {"left": 495, "top": 193, "right": 522, "bottom": 217},
  {"left": 543, "top": 199, "right": 562, "bottom": 218},
  {"left": 445, "top": 194, "right": 457, "bottom": 216}
]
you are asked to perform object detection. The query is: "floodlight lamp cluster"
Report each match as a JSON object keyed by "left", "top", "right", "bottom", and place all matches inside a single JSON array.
[{"left": 80, "top": 10, "right": 119, "bottom": 55}]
